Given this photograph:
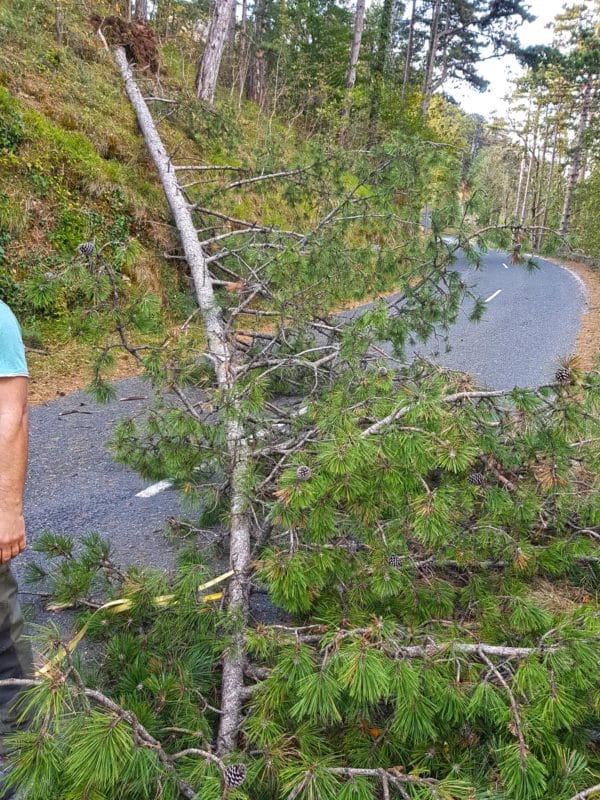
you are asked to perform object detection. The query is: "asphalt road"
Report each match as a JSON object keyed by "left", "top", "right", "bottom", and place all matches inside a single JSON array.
[
  {"left": 343, "top": 248, "right": 586, "bottom": 388},
  {"left": 17, "top": 250, "right": 586, "bottom": 627}
]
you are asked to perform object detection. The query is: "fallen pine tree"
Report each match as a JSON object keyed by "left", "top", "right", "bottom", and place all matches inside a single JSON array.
[{"left": 5, "top": 20, "right": 599, "bottom": 800}]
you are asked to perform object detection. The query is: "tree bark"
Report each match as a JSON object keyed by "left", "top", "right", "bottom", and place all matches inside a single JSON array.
[
  {"left": 559, "top": 77, "right": 593, "bottom": 236},
  {"left": 247, "top": 0, "right": 267, "bottom": 104},
  {"left": 514, "top": 95, "right": 532, "bottom": 220},
  {"left": 134, "top": 0, "right": 147, "bottom": 23},
  {"left": 401, "top": 0, "right": 417, "bottom": 101},
  {"left": 519, "top": 102, "right": 540, "bottom": 225},
  {"left": 530, "top": 111, "right": 549, "bottom": 249},
  {"left": 338, "top": 0, "right": 366, "bottom": 143},
  {"left": 367, "top": 0, "right": 394, "bottom": 146},
  {"left": 196, "top": 0, "right": 237, "bottom": 105},
  {"left": 421, "top": 0, "right": 442, "bottom": 116},
  {"left": 112, "top": 45, "right": 252, "bottom": 756},
  {"left": 539, "top": 115, "right": 560, "bottom": 249},
  {"left": 345, "top": 0, "right": 366, "bottom": 92},
  {"left": 237, "top": 0, "right": 248, "bottom": 105}
]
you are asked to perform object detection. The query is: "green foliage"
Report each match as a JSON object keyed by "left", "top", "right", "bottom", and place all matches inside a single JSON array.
[
  {"left": 0, "top": 86, "right": 25, "bottom": 153},
  {"left": 3, "top": 2, "right": 599, "bottom": 800}
]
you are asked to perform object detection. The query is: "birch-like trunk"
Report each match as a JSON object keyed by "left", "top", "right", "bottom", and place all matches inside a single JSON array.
[
  {"left": 112, "top": 45, "right": 251, "bottom": 755},
  {"left": 559, "top": 77, "right": 593, "bottom": 236},
  {"left": 196, "top": 0, "right": 237, "bottom": 105},
  {"left": 338, "top": 0, "right": 366, "bottom": 143},
  {"left": 237, "top": 0, "right": 248, "bottom": 105},
  {"left": 345, "top": 0, "right": 366, "bottom": 92}
]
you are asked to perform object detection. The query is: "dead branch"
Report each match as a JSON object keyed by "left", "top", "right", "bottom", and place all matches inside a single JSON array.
[
  {"left": 477, "top": 648, "right": 528, "bottom": 757},
  {"left": 568, "top": 785, "right": 600, "bottom": 800}
]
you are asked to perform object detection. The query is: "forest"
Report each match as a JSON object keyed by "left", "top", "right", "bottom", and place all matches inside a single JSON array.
[{"left": 0, "top": 0, "right": 599, "bottom": 798}]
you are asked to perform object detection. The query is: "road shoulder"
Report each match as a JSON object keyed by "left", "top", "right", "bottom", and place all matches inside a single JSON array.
[{"left": 542, "top": 255, "right": 600, "bottom": 369}]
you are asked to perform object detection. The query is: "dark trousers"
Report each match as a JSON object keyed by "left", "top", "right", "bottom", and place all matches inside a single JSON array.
[{"left": 0, "top": 565, "right": 33, "bottom": 758}]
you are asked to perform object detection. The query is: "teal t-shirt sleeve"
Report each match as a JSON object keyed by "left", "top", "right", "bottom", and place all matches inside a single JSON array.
[{"left": 0, "top": 301, "right": 28, "bottom": 377}]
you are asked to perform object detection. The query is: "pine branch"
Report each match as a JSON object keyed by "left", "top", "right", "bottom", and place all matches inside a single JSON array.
[
  {"left": 258, "top": 625, "right": 560, "bottom": 658},
  {"left": 359, "top": 389, "right": 511, "bottom": 438},
  {"left": 191, "top": 206, "right": 304, "bottom": 240},
  {"left": 222, "top": 163, "right": 317, "bottom": 191},
  {"left": 477, "top": 648, "right": 528, "bottom": 758},
  {"left": 0, "top": 678, "right": 223, "bottom": 798},
  {"left": 568, "top": 785, "right": 600, "bottom": 800},
  {"left": 174, "top": 164, "right": 246, "bottom": 172},
  {"left": 325, "top": 767, "right": 443, "bottom": 795}
]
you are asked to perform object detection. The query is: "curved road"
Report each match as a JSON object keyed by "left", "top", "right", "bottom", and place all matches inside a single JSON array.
[{"left": 18, "top": 250, "right": 586, "bottom": 624}]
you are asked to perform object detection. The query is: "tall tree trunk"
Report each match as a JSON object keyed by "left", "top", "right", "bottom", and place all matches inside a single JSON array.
[
  {"left": 538, "top": 115, "right": 560, "bottom": 249},
  {"left": 237, "top": 0, "right": 248, "bottom": 106},
  {"left": 514, "top": 151, "right": 527, "bottom": 219},
  {"left": 401, "top": 0, "right": 417, "bottom": 101},
  {"left": 338, "top": 0, "right": 366, "bottom": 144},
  {"left": 111, "top": 45, "right": 252, "bottom": 756},
  {"left": 514, "top": 95, "right": 532, "bottom": 220},
  {"left": 367, "top": 0, "right": 393, "bottom": 146},
  {"left": 345, "top": 0, "right": 366, "bottom": 92},
  {"left": 519, "top": 104, "right": 540, "bottom": 226},
  {"left": 196, "top": 0, "right": 237, "bottom": 105},
  {"left": 134, "top": 0, "right": 147, "bottom": 22},
  {"left": 247, "top": 0, "right": 267, "bottom": 104},
  {"left": 421, "top": 0, "right": 442, "bottom": 116},
  {"left": 55, "top": 0, "right": 64, "bottom": 44},
  {"left": 530, "top": 111, "right": 550, "bottom": 249},
  {"left": 559, "top": 77, "right": 593, "bottom": 236}
]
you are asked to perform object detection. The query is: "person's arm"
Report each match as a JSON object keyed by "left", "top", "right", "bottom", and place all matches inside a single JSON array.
[{"left": 0, "top": 376, "right": 28, "bottom": 564}]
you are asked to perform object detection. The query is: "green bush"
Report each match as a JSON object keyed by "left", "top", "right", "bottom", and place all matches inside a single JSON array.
[{"left": 0, "top": 87, "right": 25, "bottom": 153}]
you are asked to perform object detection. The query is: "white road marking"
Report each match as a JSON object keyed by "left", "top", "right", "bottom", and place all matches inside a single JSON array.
[
  {"left": 136, "top": 479, "right": 173, "bottom": 498},
  {"left": 502, "top": 263, "right": 509, "bottom": 269},
  {"left": 485, "top": 289, "right": 502, "bottom": 303}
]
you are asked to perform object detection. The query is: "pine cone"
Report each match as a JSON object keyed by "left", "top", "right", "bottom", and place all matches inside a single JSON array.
[
  {"left": 555, "top": 366, "right": 571, "bottom": 386},
  {"left": 224, "top": 763, "right": 247, "bottom": 788},
  {"left": 296, "top": 465, "right": 312, "bottom": 481},
  {"left": 467, "top": 471, "right": 485, "bottom": 486},
  {"left": 78, "top": 240, "right": 96, "bottom": 258}
]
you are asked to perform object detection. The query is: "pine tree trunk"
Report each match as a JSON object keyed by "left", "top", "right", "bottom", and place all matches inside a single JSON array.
[
  {"left": 111, "top": 45, "right": 252, "bottom": 756},
  {"left": 345, "top": 0, "right": 366, "bottom": 92},
  {"left": 401, "top": 0, "right": 417, "bottom": 101},
  {"left": 134, "top": 0, "right": 147, "bottom": 23},
  {"left": 367, "top": 0, "right": 393, "bottom": 146},
  {"left": 421, "top": 0, "right": 442, "bottom": 116},
  {"left": 513, "top": 150, "right": 527, "bottom": 219},
  {"left": 196, "top": 0, "right": 237, "bottom": 105},
  {"left": 514, "top": 96, "right": 532, "bottom": 220},
  {"left": 237, "top": 0, "right": 248, "bottom": 105},
  {"left": 539, "top": 116, "right": 559, "bottom": 249},
  {"left": 530, "top": 112, "right": 550, "bottom": 249},
  {"left": 519, "top": 103, "right": 540, "bottom": 225},
  {"left": 338, "top": 0, "right": 366, "bottom": 143},
  {"left": 247, "top": 0, "right": 267, "bottom": 104},
  {"left": 559, "top": 77, "right": 593, "bottom": 236},
  {"left": 55, "top": 0, "right": 64, "bottom": 44}
]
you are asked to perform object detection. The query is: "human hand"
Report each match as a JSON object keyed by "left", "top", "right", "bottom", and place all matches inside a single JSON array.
[{"left": 0, "top": 511, "right": 26, "bottom": 564}]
